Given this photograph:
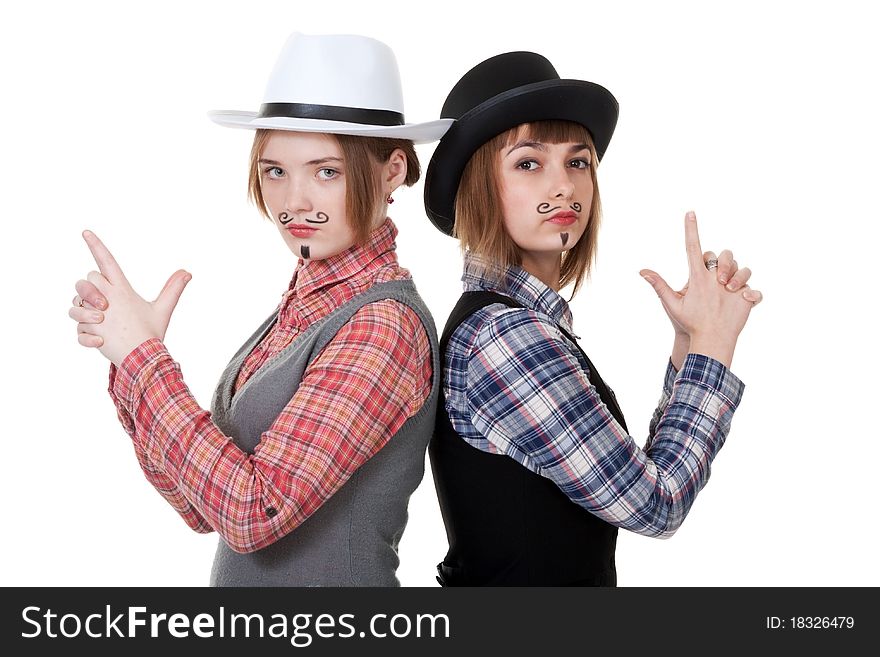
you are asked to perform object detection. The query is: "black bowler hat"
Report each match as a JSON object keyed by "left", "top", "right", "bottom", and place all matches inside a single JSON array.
[{"left": 423, "top": 51, "right": 619, "bottom": 236}]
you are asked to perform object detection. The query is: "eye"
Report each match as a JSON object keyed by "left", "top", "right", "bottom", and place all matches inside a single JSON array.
[
  {"left": 568, "top": 158, "right": 591, "bottom": 169},
  {"left": 516, "top": 159, "right": 540, "bottom": 171},
  {"left": 264, "top": 166, "right": 285, "bottom": 179},
  {"left": 317, "top": 168, "right": 340, "bottom": 180}
]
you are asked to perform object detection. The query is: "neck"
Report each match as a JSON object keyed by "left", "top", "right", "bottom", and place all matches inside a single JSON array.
[{"left": 519, "top": 251, "right": 561, "bottom": 292}]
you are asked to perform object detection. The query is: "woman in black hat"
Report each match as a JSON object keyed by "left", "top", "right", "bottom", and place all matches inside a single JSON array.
[
  {"left": 425, "top": 52, "right": 762, "bottom": 586},
  {"left": 66, "top": 33, "right": 450, "bottom": 586}
]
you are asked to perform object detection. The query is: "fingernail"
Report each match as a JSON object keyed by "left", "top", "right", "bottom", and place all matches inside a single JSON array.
[
  {"left": 718, "top": 275, "right": 728, "bottom": 284},
  {"left": 686, "top": 211, "right": 696, "bottom": 220},
  {"left": 641, "top": 274, "right": 655, "bottom": 284},
  {"left": 184, "top": 274, "right": 192, "bottom": 283},
  {"left": 94, "top": 299, "right": 106, "bottom": 310},
  {"left": 726, "top": 281, "right": 739, "bottom": 291},
  {"left": 92, "top": 313, "right": 103, "bottom": 322}
]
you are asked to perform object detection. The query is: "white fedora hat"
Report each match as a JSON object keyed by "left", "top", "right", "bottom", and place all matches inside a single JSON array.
[{"left": 209, "top": 32, "right": 452, "bottom": 144}]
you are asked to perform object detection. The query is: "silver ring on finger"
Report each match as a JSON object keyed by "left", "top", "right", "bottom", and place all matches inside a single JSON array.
[
  {"left": 705, "top": 258, "right": 719, "bottom": 271},
  {"left": 78, "top": 297, "right": 85, "bottom": 307}
]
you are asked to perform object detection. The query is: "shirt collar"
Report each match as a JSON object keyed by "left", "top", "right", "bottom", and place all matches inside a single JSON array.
[
  {"left": 283, "top": 217, "right": 399, "bottom": 303},
  {"left": 461, "top": 250, "right": 576, "bottom": 335}
]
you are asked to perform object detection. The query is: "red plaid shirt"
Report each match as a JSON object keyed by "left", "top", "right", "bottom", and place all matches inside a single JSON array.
[{"left": 107, "top": 218, "right": 432, "bottom": 553}]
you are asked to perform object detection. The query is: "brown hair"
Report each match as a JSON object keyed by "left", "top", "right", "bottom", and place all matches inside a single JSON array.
[
  {"left": 454, "top": 120, "right": 602, "bottom": 297},
  {"left": 247, "top": 130, "right": 420, "bottom": 244}
]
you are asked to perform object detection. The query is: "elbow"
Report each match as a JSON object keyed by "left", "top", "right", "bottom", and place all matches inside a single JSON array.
[
  {"left": 225, "top": 539, "right": 259, "bottom": 555},
  {"left": 222, "top": 524, "right": 269, "bottom": 553},
  {"left": 223, "top": 533, "right": 278, "bottom": 554},
  {"left": 650, "top": 503, "right": 687, "bottom": 539},
  {"left": 654, "top": 524, "right": 680, "bottom": 540},
  {"left": 628, "top": 519, "right": 680, "bottom": 540},
  {"left": 221, "top": 528, "right": 265, "bottom": 554},
  {"left": 626, "top": 493, "right": 688, "bottom": 539},
  {"left": 222, "top": 512, "right": 302, "bottom": 554}
]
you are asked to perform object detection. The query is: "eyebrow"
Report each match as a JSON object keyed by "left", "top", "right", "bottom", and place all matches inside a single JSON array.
[
  {"left": 258, "top": 156, "right": 344, "bottom": 166},
  {"left": 305, "top": 156, "right": 344, "bottom": 166},
  {"left": 505, "top": 140, "right": 546, "bottom": 156},
  {"left": 504, "top": 141, "right": 591, "bottom": 157}
]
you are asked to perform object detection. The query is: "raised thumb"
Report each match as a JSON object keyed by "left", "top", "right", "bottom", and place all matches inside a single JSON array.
[
  {"left": 639, "top": 269, "right": 678, "bottom": 307},
  {"left": 154, "top": 270, "right": 192, "bottom": 318}
]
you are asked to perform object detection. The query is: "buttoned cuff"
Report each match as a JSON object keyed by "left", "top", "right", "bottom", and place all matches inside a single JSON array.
[
  {"left": 676, "top": 353, "right": 745, "bottom": 410},
  {"left": 111, "top": 338, "right": 171, "bottom": 416}
]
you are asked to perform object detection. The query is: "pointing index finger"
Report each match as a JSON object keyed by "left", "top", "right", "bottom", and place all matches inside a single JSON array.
[
  {"left": 684, "top": 211, "right": 704, "bottom": 276},
  {"left": 82, "top": 230, "right": 127, "bottom": 285}
]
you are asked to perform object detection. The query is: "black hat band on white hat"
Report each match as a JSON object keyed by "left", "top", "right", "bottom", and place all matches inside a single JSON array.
[{"left": 258, "top": 103, "right": 405, "bottom": 127}]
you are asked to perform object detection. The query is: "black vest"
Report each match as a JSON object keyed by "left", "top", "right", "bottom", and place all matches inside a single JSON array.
[{"left": 430, "top": 291, "right": 629, "bottom": 586}]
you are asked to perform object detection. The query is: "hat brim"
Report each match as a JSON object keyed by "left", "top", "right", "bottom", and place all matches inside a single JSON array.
[
  {"left": 208, "top": 111, "right": 453, "bottom": 144},
  {"left": 424, "top": 79, "right": 619, "bottom": 235}
]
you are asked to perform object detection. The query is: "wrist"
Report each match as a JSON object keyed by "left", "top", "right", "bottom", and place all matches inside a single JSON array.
[
  {"left": 688, "top": 333, "right": 736, "bottom": 369},
  {"left": 671, "top": 332, "right": 690, "bottom": 371}
]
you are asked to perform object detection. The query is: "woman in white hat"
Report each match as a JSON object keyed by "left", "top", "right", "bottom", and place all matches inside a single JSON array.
[
  {"left": 68, "top": 33, "right": 450, "bottom": 586},
  {"left": 424, "top": 52, "right": 763, "bottom": 585}
]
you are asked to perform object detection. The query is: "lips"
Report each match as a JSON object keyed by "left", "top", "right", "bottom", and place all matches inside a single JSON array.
[
  {"left": 546, "top": 211, "right": 577, "bottom": 226},
  {"left": 287, "top": 225, "right": 318, "bottom": 238}
]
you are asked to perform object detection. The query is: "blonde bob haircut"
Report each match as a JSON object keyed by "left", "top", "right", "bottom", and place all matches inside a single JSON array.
[
  {"left": 454, "top": 120, "right": 601, "bottom": 297},
  {"left": 247, "top": 129, "right": 420, "bottom": 244}
]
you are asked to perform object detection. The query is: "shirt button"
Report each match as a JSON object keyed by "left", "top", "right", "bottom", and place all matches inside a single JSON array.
[{"left": 265, "top": 507, "right": 278, "bottom": 518}]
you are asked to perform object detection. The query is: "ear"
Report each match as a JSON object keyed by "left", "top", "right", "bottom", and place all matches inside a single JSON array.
[{"left": 383, "top": 148, "right": 408, "bottom": 192}]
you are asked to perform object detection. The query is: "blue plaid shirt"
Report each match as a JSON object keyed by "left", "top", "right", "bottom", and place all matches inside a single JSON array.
[{"left": 443, "top": 252, "right": 745, "bottom": 538}]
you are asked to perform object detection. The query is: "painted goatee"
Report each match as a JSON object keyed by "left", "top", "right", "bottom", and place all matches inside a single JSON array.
[
  {"left": 300, "top": 245, "right": 310, "bottom": 259},
  {"left": 561, "top": 233, "right": 569, "bottom": 247}
]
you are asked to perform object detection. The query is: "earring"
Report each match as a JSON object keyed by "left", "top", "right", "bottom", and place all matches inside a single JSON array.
[{"left": 386, "top": 194, "right": 394, "bottom": 204}]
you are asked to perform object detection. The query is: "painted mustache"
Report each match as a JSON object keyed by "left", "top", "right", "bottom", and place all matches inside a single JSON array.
[
  {"left": 537, "top": 202, "right": 582, "bottom": 214},
  {"left": 279, "top": 211, "right": 330, "bottom": 225}
]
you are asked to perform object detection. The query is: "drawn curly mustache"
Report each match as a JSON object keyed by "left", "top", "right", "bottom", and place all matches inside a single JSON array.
[
  {"left": 537, "top": 203, "right": 582, "bottom": 214},
  {"left": 279, "top": 211, "right": 330, "bottom": 225}
]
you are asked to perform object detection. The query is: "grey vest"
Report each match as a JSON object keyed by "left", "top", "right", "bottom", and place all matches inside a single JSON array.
[{"left": 207, "top": 279, "right": 440, "bottom": 586}]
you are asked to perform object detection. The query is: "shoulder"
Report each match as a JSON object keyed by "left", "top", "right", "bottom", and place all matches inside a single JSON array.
[
  {"left": 464, "top": 304, "right": 568, "bottom": 356},
  {"left": 336, "top": 299, "right": 429, "bottom": 353},
  {"left": 458, "top": 305, "right": 584, "bottom": 392},
  {"left": 348, "top": 298, "right": 424, "bottom": 333}
]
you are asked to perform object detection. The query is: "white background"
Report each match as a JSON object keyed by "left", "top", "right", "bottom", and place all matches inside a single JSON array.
[{"left": 2, "top": 0, "right": 877, "bottom": 587}]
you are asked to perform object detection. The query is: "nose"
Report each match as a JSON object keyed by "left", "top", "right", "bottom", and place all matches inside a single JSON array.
[
  {"left": 283, "top": 177, "right": 312, "bottom": 217},
  {"left": 549, "top": 165, "right": 575, "bottom": 200}
]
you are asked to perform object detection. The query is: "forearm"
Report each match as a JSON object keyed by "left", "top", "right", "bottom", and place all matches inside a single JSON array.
[
  {"left": 544, "top": 361, "right": 741, "bottom": 538},
  {"left": 629, "top": 353, "right": 743, "bottom": 536},
  {"left": 109, "top": 363, "right": 213, "bottom": 533},
  {"left": 112, "top": 341, "right": 293, "bottom": 552}
]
